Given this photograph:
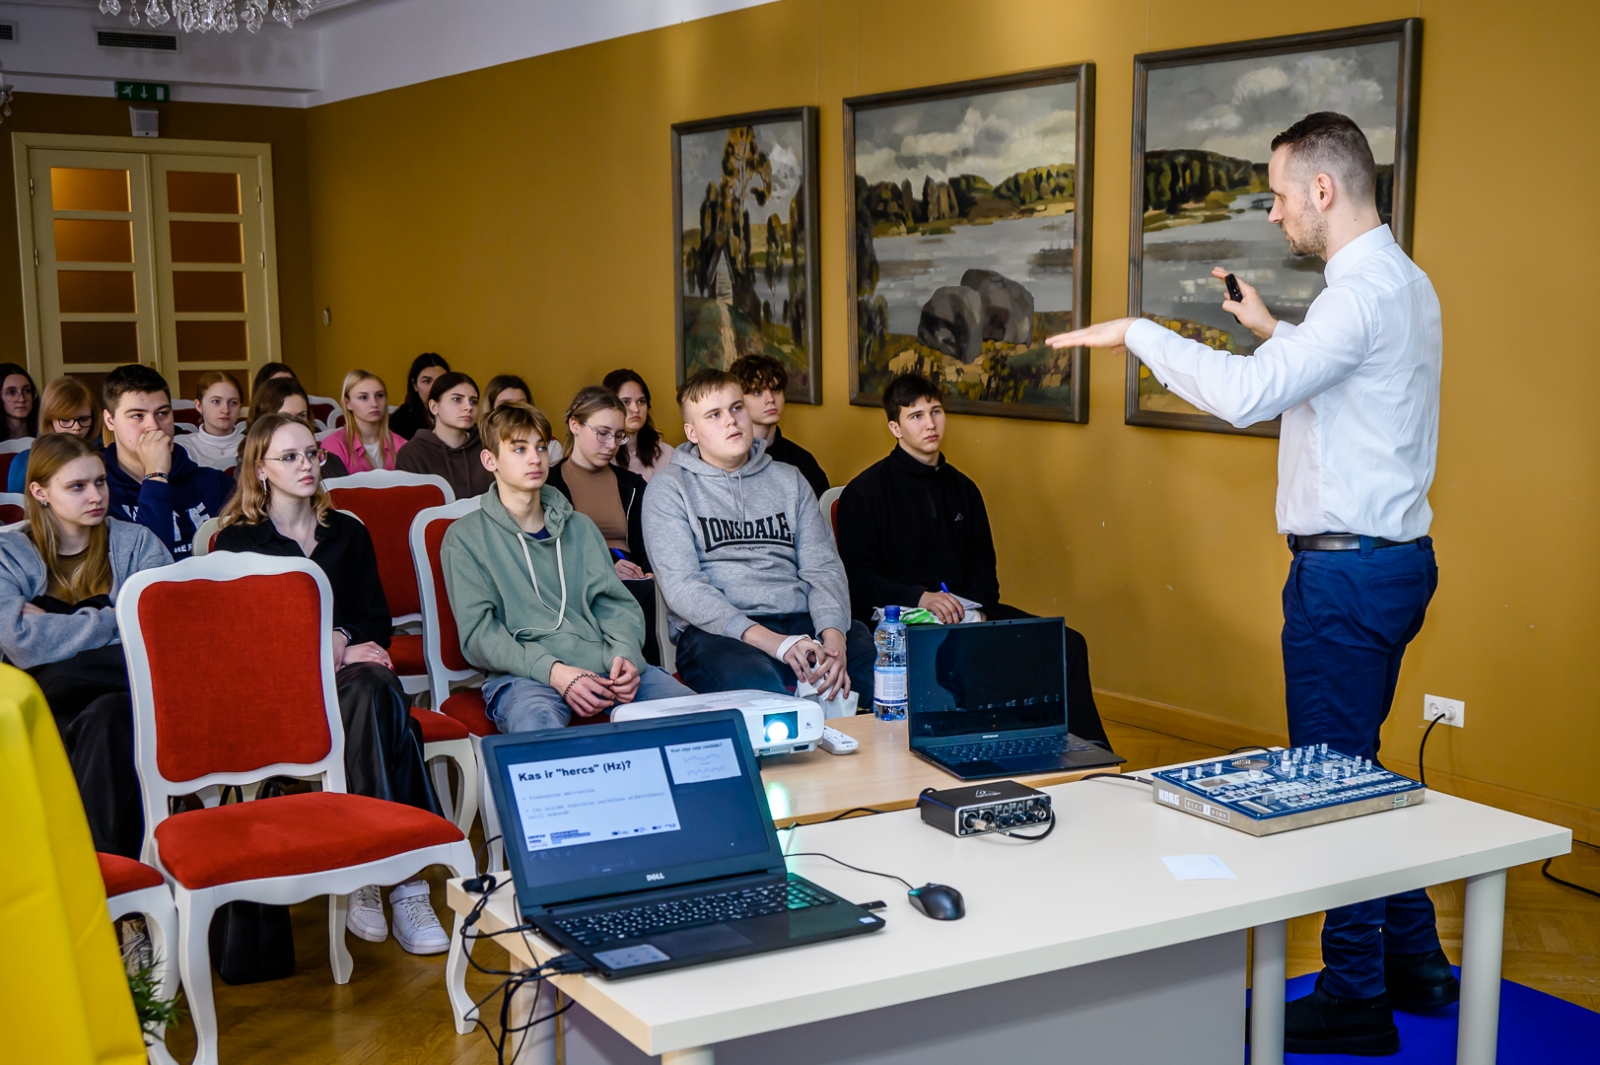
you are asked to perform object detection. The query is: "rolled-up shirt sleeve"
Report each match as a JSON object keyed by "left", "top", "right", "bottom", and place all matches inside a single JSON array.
[{"left": 1126, "top": 288, "right": 1371, "bottom": 428}]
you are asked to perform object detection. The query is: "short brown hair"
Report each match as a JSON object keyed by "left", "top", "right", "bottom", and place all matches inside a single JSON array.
[
  {"left": 480, "top": 401, "right": 553, "bottom": 456},
  {"left": 729, "top": 354, "right": 787, "bottom": 394},
  {"left": 194, "top": 370, "right": 242, "bottom": 403},
  {"left": 677, "top": 368, "right": 742, "bottom": 417},
  {"left": 1270, "top": 111, "right": 1376, "bottom": 204}
]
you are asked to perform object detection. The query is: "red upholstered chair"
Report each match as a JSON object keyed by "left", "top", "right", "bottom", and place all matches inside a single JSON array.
[
  {"left": 0, "top": 437, "right": 33, "bottom": 489},
  {"left": 116, "top": 553, "right": 477, "bottom": 1065},
  {"left": 171, "top": 399, "right": 202, "bottom": 433},
  {"left": 0, "top": 490, "right": 27, "bottom": 527},
  {"left": 99, "top": 853, "right": 181, "bottom": 1065},
  {"left": 307, "top": 395, "right": 339, "bottom": 433},
  {"left": 819, "top": 486, "right": 843, "bottom": 540},
  {"left": 325, "top": 470, "right": 455, "bottom": 698}
]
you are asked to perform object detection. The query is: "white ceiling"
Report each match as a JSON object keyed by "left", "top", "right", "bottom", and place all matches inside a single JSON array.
[{"left": 0, "top": 0, "right": 780, "bottom": 107}]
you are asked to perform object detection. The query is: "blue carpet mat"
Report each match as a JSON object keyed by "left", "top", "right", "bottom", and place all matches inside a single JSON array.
[{"left": 1246, "top": 968, "right": 1600, "bottom": 1063}]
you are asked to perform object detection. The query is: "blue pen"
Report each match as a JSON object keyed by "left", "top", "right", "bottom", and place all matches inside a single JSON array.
[
  {"left": 940, "top": 582, "right": 950, "bottom": 594},
  {"left": 611, "top": 549, "right": 627, "bottom": 561}
]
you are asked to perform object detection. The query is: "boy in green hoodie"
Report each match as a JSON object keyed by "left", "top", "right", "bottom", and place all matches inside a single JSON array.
[{"left": 441, "top": 403, "right": 693, "bottom": 733}]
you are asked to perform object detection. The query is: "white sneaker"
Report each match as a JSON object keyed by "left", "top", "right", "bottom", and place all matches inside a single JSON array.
[
  {"left": 346, "top": 885, "right": 388, "bottom": 942},
  {"left": 389, "top": 880, "right": 449, "bottom": 955}
]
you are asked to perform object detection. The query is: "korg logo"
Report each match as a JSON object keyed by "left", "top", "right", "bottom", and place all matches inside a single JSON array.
[{"left": 646, "top": 873, "right": 665, "bottom": 882}]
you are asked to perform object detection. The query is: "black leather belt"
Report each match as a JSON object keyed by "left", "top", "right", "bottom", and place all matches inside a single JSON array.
[{"left": 1288, "top": 533, "right": 1419, "bottom": 552}]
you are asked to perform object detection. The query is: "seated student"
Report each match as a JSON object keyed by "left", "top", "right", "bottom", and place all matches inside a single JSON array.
[
  {"left": 322, "top": 370, "right": 405, "bottom": 474},
  {"left": 252, "top": 362, "right": 299, "bottom": 393},
  {"left": 0, "top": 362, "right": 39, "bottom": 441},
  {"left": 176, "top": 371, "right": 245, "bottom": 471},
  {"left": 7, "top": 375, "right": 100, "bottom": 493},
  {"left": 729, "top": 354, "right": 829, "bottom": 498},
  {"left": 214, "top": 413, "right": 449, "bottom": 954},
  {"left": 547, "top": 386, "right": 659, "bottom": 664},
  {"left": 487, "top": 375, "right": 563, "bottom": 462},
  {"left": 836, "top": 373, "right": 1109, "bottom": 744},
  {"left": 603, "top": 368, "right": 668, "bottom": 481},
  {"left": 100, "top": 364, "right": 234, "bottom": 561},
  {"left": 251, "top": 377, "right": 350, "bottom": 478},
  {"left": 642, "top": 369, "right": 873, "bottom": 700},
  {"left": 390, "top": 353, "right": 450, "bottom": 441},
  {"left": 0, "top": 433, "right": 170, "bottom": 856},
  {"left": 442, "top": 402, "right": 691, "bottom": 733},
  {"left": 396, "top": 372, "right": 494, "bottom": 498}
]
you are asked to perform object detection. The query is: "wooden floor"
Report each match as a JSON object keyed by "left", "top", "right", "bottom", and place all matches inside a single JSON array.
[{"left": 157, "top": 721, "right": 1600, "bottom": 1064}]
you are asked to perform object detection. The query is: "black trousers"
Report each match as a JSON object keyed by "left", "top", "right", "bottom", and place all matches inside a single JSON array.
[
  {"left": 335, "top": 662, "right": 441, "bottom": 816},
  {"left": 984, "top": 604, "right": 1110, "bottom": 747},
  {"left": 622, "top": 578, "right": 662, "bottom": 668},
  {"left": 31, "top": 646, "right": 144, "bottom": 858},
  {"left": 675, "top": 612, "right": 877, "bottom": 703}
]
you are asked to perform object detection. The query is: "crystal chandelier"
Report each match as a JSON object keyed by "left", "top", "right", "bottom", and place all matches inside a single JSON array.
[
  {"left": 97, "top": 0, "right": 314, "bottom": 33},
  {"left": 0, "top": 60, "right": 14, "bottom": 127}
]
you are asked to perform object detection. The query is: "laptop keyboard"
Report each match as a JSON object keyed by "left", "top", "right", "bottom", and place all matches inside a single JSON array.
[
  {"left": 554, "top": 881, "right": 836, "bottom": 948},
  {"left": 932, "top": 735, "right": 1095, "bottom": 765}
]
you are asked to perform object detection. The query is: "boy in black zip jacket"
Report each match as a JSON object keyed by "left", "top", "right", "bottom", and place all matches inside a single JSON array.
[
  {"left": 101, "top": 365, "right": 235, "bottom": 560},
  {"left": 836, "top": 373, "right": 1110, "bottom": 745}
]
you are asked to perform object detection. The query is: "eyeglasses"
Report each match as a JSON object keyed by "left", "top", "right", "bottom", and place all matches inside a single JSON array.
[
  {"left": 266, "top": 448, "right": 327, "bottom": 469},
  {"left": 3, "top": 386, "right": 35, "bottom": 399},
  {"left": 582, "top": 424, "right": 629, "bottom": 446},
  {"left": 53, "top": 416, "right": 95, "bottom": 430}
]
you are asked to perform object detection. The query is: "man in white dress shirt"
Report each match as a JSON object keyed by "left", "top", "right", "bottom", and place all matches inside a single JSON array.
[{"left": 1049, "top": 113, "right": 1449, "bottom": 1055}]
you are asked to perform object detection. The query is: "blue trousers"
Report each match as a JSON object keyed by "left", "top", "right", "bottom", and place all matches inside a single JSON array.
[
  {"left": 675, "top": 612, "right": 876, "bottom": 701},
  {"left": 484, "top": 666, "right": 694, "bottom": 734},
  {"left": 1283, "top": 536, "right": 1440, "bottom": 1000}
]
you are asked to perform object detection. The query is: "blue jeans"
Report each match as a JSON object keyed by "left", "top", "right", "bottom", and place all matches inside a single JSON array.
[
  {"left": 1283, "top": 536, "right": 1441, "bottom": 1000},
  {"left": 484, "top": 666, "right": 694, "bottom": 734},
  {"left": 675, "top": 613, "right": 876, "bottom": 701}
]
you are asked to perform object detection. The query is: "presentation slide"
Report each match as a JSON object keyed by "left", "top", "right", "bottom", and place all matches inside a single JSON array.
[
  {"left": 665, "top": 738, "right": 741, "bottom": 785},
  {"left": 507, "top": 747, "right": 681, "bottom": 852}
]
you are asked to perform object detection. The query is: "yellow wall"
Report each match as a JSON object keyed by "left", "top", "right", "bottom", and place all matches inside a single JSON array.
[
  {"left": 301, "top": 0, "right": 1591, "bottom": 825},
  {"left": 1, "top": 93, "right": 318, "bottom": 383}
]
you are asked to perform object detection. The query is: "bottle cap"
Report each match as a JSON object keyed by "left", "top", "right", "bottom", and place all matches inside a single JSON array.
[{"left": 885, "top": 605, "right": 901, "bottom": 622}]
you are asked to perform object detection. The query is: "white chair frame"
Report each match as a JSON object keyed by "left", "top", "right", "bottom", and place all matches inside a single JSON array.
[
  {"left": 190, "top": 516, "right": 221, "bottom": 558},
  {"left": 325, "top": 470, "right": 456, "bottom": 696},
  {"left": 0, "top": 489, "right": 28, "bottom": 514},
  {"left": 818, "top": 485, "right": 844, "bottom": 537},
  {"left": 410, "top": 497, "right": 484, "bottom": 859},
  {"left": 117, "top": 554, "right": 478, "bottom": 1065},
  {"left": 0, "top": 436, "right": 33, "bottom": 484},
  {"left": 170, "top": 398, "right": 199, "bottom": 434},
  {"left": 105, "top": 876, "right": 181, "bottom": 1065},
  {"left": 306, "top": 395, "right": 340, "bottom": 433}
]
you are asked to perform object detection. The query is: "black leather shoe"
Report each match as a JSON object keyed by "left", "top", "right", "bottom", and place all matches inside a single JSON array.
[
  {"left": 1385, "top": 948, "right": 1460, "bottom": 1012},
  {"left": 1284, "top": 971, "right": 1401, "bottom": 1055}
]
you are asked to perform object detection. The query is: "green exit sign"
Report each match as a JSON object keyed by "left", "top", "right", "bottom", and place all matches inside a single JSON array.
[{"left": 115, "top": 81, "right": 169, "bottom": 102}]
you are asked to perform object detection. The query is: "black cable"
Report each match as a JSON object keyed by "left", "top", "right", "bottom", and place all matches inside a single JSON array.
[
  {"left": 992, "top": 812, "right": 1056, "bottom": 842},
  {"left": 1542, "top": 859, "right": 1600, "bottom": 900},
  {"left": 784, "top": 851, "right": 915, "bottom": 890},
  {"left": 824, "top": 806, "right": 892, "bottom": 822},
  {"left": 1417, "top": 714, "right": 1447, "bottom": 788},
  {"left": 1082, "top": 772, "right": 1154, "bottom": 786}
]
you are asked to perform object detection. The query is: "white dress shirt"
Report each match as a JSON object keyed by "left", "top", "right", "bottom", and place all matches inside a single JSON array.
[{"left": 1127, "top": 225, "right": 1442, "bottom": 539}]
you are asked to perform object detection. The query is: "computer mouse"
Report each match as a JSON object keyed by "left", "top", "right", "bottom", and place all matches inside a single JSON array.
[{"left": 907, "top": 883, "right": 965, "bottom": 921}]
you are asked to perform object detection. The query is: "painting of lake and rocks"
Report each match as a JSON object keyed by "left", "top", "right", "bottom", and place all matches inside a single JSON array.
[
  {"left": 846, "top": 67, "right": 1095, "bottom": 422},
  {"left": 1127, "top": 21, "right": 1421, "bottom": 435},
  {"left": 674, "top": 108, "right": 821, "bottom": 403}
]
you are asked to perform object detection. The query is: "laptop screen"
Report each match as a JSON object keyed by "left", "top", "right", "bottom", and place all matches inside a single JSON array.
[
  {"left": 906, "top": 618, "right": 1068, "bottom": 741},
  {"left": 483, "top": 711, "right": 781, "bottom": 909}
]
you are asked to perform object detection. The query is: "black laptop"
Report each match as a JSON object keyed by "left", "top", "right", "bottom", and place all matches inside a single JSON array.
[
  {"left": 907, "top": 617, "right": 1125, "bottom": 780},
  {"left": 481, "top": 711, "right": 885, "bottom": 979}
]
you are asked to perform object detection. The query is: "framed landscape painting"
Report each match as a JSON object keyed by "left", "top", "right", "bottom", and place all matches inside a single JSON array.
[
  {"left": 673, "top": 107, "right": 822, "bottom": 404},
  {"left": 1126, "top": 20, "right": 1421, "bottom": 436},
  {"left": 846, "top": 65, "right": 1095, "bottom": 422}
]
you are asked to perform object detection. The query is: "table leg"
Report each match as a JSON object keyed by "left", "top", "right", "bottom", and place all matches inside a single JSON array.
[
  {"left": 1251, "top": 920, "right": 1287, "bottom": 1065},
  {"left": 1457, "top": 869, "right": 1506, "bottom": 1065},
  {"left": 662, "top": 1049, "right": 713, "bottom": 1065},
  {"left": 505, "top": 978, "right": 560, "bottom": 1065}
]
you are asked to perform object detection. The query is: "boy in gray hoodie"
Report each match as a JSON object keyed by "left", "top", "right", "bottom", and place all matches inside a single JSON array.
[
  {"left": 441, "top": 402, "right": 691, "bottom": 733},
  {"left": 642, "top": 370, "right": 873, "bottom": 700}
]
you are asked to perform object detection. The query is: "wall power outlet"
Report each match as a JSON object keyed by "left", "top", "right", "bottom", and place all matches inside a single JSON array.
[{"left": 1423, "top": 694, "right": 1465, "bottom": 728}]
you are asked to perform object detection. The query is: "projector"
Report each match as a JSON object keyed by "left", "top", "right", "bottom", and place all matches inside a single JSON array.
[{"left": 610, "top": 689, "right": 824, "bottom": 756}]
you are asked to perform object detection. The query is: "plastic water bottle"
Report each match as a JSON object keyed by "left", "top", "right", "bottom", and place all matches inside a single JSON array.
[{"left": 873, "top": 606, "right": 908, "bottom": 720}]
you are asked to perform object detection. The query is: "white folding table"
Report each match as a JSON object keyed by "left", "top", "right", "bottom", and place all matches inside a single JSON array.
[{"left": 447, "top": 771, "right": 1570, "bottom": 1065}]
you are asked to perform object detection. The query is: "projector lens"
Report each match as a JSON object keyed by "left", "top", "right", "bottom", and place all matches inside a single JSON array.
[{"left": 762, "top": 711, "right": 798, "bottom": 744}]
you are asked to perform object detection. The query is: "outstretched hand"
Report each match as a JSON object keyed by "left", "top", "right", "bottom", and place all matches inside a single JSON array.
[
  {"left": 1211, "top": 267, "right": 1278, "bottom": 340},
  {"left": 1045, "top": 318, "right": 1139, "bottom": 351}
]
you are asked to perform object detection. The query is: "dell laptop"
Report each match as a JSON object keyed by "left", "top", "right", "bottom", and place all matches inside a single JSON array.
[
  {"left": 480, "top": 711, "right": 884, "bottom": 979},
  {"left": 907, "top": 617, "right": 1126, "bottom": 780}
]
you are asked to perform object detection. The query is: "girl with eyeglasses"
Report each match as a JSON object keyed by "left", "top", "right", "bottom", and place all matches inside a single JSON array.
[
  {"left": 6, "top": 375, "right": 100, "bottom": 494},
  {"left": 0, "top": 362, "right": 39, "bottom": 441},
  {"left": 602, "top": 368, "right": 667, "bottom": 481},
  {"left": 0, "top": 433, "right": 170, "bottom": 857},
  {"left": 547, "top": 386, "right": 661, "bottom": 665},
  {"left": 214, "top": 414, "right": 451, "bottom": 955}
]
